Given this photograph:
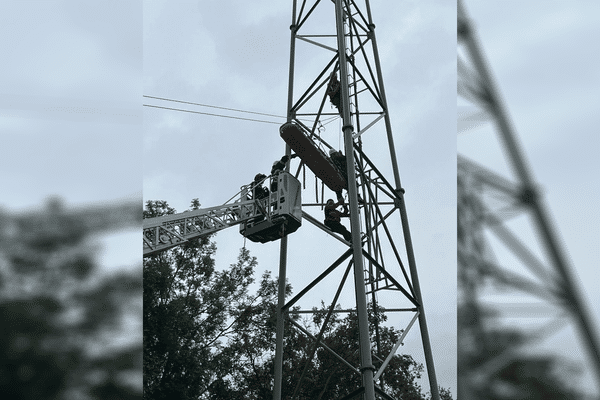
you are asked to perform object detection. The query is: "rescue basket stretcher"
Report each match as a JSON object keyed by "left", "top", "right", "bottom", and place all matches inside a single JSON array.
[{"left": 279, "top": 122, "right": 347, "bottom": 193}]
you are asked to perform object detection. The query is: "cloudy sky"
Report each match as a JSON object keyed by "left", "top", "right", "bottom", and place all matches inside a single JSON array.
[
  {"left": 460, "top": 0, "right": 600, "bottom": 395},
  {"left": 0, "top": 1, "right": 141, "bottom": 270},
  {"left": 0, "top": 1, "right": 142, "bottom": 393}
]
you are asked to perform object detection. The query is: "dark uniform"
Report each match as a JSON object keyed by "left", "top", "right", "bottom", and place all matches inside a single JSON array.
[
  {"left": 329, "top": 150, "right": 347, "bottom": 201},
  {"left": 329, "top": 150, "right": 347, "bottom": 178},
  {"left": 251, "top": 173, "right": 269, "bottom": 200},
  {"left": 327, "top": 73, "right": 342, "bottom": 114},
  {"left": 329, "top": 149, "right": 364, "bottom": 205},
  {"left": 249, "top": 173, "right": 269, "bottom": 222},
  {"left": 270, "top": 154, "right": 298, "bottom": 191},
  {"left": 324, "top": 199, "right": 351, "bottom": 242}
]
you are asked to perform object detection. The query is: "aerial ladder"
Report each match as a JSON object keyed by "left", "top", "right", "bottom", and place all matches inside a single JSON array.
[{"left": 143, "top": 171, "right": 303, "bottom": 257}]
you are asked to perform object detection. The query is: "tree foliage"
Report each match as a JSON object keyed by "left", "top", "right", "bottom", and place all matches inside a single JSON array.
[
  {"left": 143, "top": 199, "right": 284, "bottom": 399},
  {"left": 0, "top": 198, "right": 142, "bottom": 399},
  {"left": 458, "top": 303, "right": 586, "bottom": 399},
  {"left": 143, "top": 199, "right": 454, "bottom": 400},
  {"left": 216, "top": 301, "right": 449, "bottom": 400}
]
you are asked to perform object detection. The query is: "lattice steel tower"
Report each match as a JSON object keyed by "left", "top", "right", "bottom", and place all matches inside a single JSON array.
[
  {"left": 272, "top": 1, "right": 440, "bottom": 399},
  {"left": 458, "top": 1, "right": 600, "bottom": 398}
]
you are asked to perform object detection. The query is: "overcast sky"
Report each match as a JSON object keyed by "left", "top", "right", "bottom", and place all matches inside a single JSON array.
[
  {"left": 460, "top": 0, "right": 600, "bottom": 395},
  {"left": 0, "top": 0, "right": 141, "bottom": 270}
]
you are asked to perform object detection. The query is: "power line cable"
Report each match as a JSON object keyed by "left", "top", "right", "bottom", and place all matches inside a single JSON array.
[
  {"left": 143, "top": 104, "right": 281, "bottom": 125},
  {"left": 143, "top": 95, "right": 286, "bottom": 120},
  {"left": 144, "top": 95, "right": 339, "bottom": 126}
]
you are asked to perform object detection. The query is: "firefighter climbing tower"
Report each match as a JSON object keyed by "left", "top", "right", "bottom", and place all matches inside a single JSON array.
[
  {"left": 273, "top": 1, "right": 440, "bottom": 399},
  {"left": 457, "top": 1, "right": 600, "bottom": 398}
]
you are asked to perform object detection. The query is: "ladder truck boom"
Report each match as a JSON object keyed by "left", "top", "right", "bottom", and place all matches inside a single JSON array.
[
  {"left": 143, "top": 171, "right": 302, "bottom": 257},
  {"left": 143, "top": 199, "right": 256, "bottom": 256}
]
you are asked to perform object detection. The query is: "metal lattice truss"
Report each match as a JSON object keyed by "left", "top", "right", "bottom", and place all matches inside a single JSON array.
[
  {"left": 143, "top": 199, "right": 256, "bottom": 256},
  {"left": 457, "top": 1, "right": 600, "bottom": 398},
  {"left": 289, "top": 0, "right": 388, "bottom": 141},
  {"left": 288, "top": 0, "right": 419, "bottom": 308},
  {"left": 456, "top": 155, "right": 595, "bottom": 398},
  {"left": 273, "top": 1, "right": 440, "bottom": 399},
  {"left": 458, "top": 157, "right": 570, "bottom": 343}
]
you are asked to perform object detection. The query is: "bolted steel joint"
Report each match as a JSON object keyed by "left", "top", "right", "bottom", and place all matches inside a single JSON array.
[
  {"left": 457, "top": 19, "right": 469, "bottom": 38},
  {"left": 520, "top": 186, "right": 538, "bottom": 206},
  {"left": 360, "top": 364, "right": 377, "bottom": 373},
  {"left": 394, "top": 188, "right": 405, "bottom": 208}
]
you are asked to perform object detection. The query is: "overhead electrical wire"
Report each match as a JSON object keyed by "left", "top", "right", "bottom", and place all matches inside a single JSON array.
[
  {"left": 144, "top": 95, "right": 287, "bottom": 120},
  {"left": 143, "top": 104, "right": 281, "bottom": 125},
  {"left": 143, "top": 94, "right": 340, "bottom": 126}
]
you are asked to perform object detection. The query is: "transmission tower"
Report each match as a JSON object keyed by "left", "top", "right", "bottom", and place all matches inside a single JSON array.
[
  {"left": 457, "top": 1, "right": 600, "bottom": 398},
  {"left": 272, "top": 1, "right": 440, "bottom": 399}
]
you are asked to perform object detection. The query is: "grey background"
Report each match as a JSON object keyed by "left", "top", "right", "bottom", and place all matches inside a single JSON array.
[{"left": 0, "top": 0, "right": 141, "bottom": 270}]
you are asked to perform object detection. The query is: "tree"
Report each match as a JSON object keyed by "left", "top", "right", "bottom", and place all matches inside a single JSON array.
[
  {"left": 437, "top": 386, "right": 454, "bottom": 400},
  {"left": 458, "top": 303, "right": 585, "bottom": 399},
  {"left": 143, "top": 199, "right": 453, "bottom": 400},
  {"left": 0, "top": 198, "right": 142, "bottom": 399},
  {"left": 143, "top": 199, "right": 277, "bottom": 400},
  {"left": 208, "top": 298, "right": 453, "bottom": 400}
]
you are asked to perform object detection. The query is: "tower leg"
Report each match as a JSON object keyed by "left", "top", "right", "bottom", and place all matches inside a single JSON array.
[
  {"left": 273, "top": 236, "right": 288, "bottom": 400},
  {"left": 364, "top": 1, "right": 441, "bottom": 398},
  {"left": 274, "top": 3, "right": 298, "bottom": 396},
  {"left": 335, "top": 1, "right": 375, "bottom": 398}
]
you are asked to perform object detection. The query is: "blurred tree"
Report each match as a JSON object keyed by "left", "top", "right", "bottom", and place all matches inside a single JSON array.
[
  {"left": 0, "top": 199, "right": 142, "bottom": 399},
  {"left": 458, "top": 303, "right": 585, "bottom": 399},
  {"left": 494, "top": 356, "right": 583, "bottom": 400}
]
